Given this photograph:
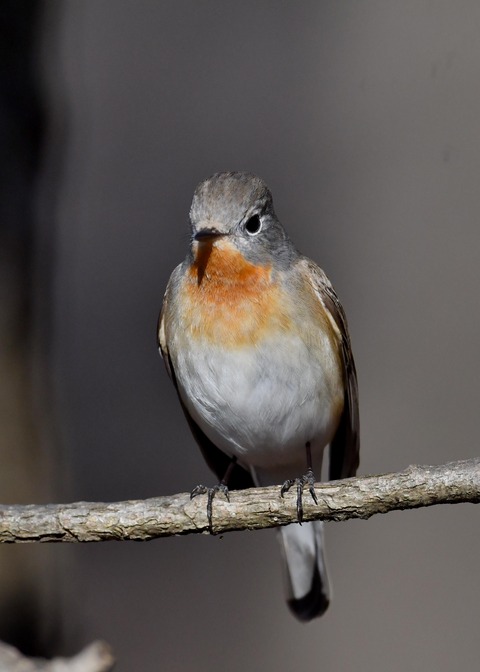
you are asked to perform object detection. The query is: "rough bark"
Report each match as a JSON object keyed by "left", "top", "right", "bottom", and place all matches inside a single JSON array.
[{"left": 0, "top": 459, "right": 478, "bottom": 543}]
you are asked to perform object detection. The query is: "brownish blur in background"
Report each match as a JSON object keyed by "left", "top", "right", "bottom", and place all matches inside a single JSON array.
[{"left": 1, "top": 1, "right": 479, "bottom": 670}]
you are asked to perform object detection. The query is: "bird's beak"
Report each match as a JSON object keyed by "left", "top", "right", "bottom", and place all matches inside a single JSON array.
[{"left": 194, "top": 227, "right": 224, "bottom": 242}]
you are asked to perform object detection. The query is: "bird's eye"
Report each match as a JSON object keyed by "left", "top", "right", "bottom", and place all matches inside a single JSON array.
[{"left": 245, "top": 214, "right": 262, "bottom": 235}]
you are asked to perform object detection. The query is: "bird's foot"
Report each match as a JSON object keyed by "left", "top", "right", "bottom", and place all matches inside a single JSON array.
[
  {"left": 190, "top": 483, "right": 230, "bottom": 533},
  {"left": 280, "top": 468, "right": 318, "bottom": 523}
]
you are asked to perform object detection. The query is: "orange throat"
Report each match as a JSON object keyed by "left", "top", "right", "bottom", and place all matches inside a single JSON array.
[
  {"left": 190, "top": 240, "right": 271, "bottom": 290},
  {"left": 181, "top": 240, "right": 289, "bottom": 346}
]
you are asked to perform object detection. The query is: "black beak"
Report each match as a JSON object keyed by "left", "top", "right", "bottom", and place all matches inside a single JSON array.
[{"left": 194, "top": 227, "right": 224, "bottom": 242}]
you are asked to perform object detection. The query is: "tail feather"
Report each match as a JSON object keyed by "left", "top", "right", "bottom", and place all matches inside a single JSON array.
[{"left": 278, "top": 521, "right": 330, "bottom": 622}]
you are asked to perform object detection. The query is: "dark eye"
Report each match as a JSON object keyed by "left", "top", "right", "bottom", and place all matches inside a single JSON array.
[{"left": 245, "top": 214, "right": 262, "bottom": 235}]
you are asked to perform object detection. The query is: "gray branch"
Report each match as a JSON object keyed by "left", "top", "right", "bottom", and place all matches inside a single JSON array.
[
  {"left": 0, "top": 459, "right": 479, "bottom": 543},
  {"left": 0, "top": 640, "right": 114, "bottom": 672}
]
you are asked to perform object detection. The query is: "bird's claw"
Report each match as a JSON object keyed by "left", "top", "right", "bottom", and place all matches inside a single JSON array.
[
  {"left": 280, "top": 468, "right": 318, "bottom": 523},
  {"left": 190, "top": 483, "right": 230, "bottom": 533}
]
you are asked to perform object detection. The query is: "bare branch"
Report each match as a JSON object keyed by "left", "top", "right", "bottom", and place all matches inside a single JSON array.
[
  {"left": 0, "top": 640, "right": 114, "bottom": 672},
  {"left": 0, "top": 459, "right": 478, "bottom": 543}
]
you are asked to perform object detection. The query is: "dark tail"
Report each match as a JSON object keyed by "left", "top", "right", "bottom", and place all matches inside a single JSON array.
[{"left": 278, "top": 521, "right": 330, "bottom": 621}]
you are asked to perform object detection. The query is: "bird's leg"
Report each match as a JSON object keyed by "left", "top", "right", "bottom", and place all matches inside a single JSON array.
[
  {"left": 190, "top": 457, "right": 237, "bottom": 533},
  {"left": 280, "top": 442, "right": 318, "bottom": 523},
  {"left": 304, "top": 441, "right": 318, "bottom": 505}
]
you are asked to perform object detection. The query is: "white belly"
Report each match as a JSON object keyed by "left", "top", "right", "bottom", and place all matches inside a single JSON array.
[{"left": 171, "top": 329, "right": 343, "bottom": 475}]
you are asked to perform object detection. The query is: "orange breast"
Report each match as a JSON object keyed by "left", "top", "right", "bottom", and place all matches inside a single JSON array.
[{"left": 180, "top": 240, "right": 292, "bottom": 347}]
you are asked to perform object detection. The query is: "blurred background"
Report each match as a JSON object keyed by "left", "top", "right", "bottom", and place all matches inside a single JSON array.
[{"left": 1, "top": 1, "right": 479, "bottom": 669}]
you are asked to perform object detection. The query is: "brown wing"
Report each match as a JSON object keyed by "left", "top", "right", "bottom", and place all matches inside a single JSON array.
[
  {"left": 301, "top": 259, "right": 360, "bottom": 480},
  {"left": 158, "top": 278, "right": 255, "bottom": 490}
]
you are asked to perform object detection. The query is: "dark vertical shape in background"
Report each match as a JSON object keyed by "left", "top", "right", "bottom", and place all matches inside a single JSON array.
[
  {"left": 0, "top": 0, "right": 44, "bottom": 314},
  {"left": 0, "top": 0, "right": 61, "bottom": 657}
]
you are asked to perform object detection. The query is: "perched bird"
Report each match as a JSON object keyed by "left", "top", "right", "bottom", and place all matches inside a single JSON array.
[{"left": 158, "top": 172, "right": 359, "bottom": 621}]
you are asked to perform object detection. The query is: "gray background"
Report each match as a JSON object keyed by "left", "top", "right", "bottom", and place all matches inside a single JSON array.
[{"left": 34, "top": 1, "right": 480, "bottom": 669}]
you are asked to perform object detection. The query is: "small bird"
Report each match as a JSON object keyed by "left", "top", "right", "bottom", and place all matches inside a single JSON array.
[{"left": 158, "top": 172, "right": 359, "bottom": 621}]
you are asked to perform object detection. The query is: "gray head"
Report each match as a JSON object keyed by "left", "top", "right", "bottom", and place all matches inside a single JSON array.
[{"left": 189, "top": 172, "right": 297, "bottom": 267}]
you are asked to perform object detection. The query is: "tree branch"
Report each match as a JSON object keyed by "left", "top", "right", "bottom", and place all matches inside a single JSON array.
[
  {"left": 0, "top": 459, "right": 478, "bottom": 543},
  {"left": 0, "top": 640, "right": 114, "bottom": 672}
]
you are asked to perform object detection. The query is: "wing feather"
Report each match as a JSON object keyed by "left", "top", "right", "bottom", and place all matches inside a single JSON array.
[{"left": 300, "top": 258, "right": 360, "bottom": 480}]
